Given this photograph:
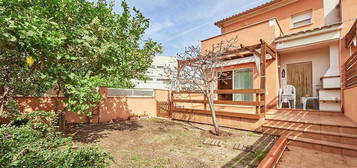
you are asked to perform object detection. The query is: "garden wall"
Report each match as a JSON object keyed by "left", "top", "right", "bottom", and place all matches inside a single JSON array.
[{"left": 0, "top": 87, "right": 169, "bottom": 124}]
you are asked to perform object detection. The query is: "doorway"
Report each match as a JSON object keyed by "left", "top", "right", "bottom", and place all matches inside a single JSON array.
[{"left": 287, "top": 62, "right": 313, "bottom": 105}]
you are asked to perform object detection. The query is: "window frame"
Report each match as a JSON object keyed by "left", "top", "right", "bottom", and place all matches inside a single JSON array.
[
  {"left": 232, "top": 68, "right": 254, "bottom": 101},
  {"left": 291, "top": 10, "right": 313, "bottom": 29}
]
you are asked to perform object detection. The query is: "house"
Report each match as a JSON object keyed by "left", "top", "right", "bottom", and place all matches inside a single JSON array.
[
  {"left": 132, "top": 56, "right": 177, "bottom": 90},
  {"left": 171, "top": 0, "right": 357, "bottom": 162}
]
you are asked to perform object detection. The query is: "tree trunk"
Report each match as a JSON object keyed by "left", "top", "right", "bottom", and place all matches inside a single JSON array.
[
  {"left": 58, "top": 111, "right": 66, "bottom": 132},
  {"left": 54, "top": 83, "right": 66, "bottom": 133},
  {"left": 207, "top": 85, "right": 220, "bottom": 135}
]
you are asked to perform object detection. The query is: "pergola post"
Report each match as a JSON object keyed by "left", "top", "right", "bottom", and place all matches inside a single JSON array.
[{"left": 260, "top": 40, "right": 267, "bottom": 115}]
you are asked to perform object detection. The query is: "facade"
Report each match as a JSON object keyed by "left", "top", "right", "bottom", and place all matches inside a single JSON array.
[
  {"left": 170, "top": 0, "right": 357, "bottom": 164},
  {"left": 133, "top": 56, "right": 177, "bottom": 90},
  {"left": 200, "top": 0, "right": 357, "bottom": 117}
]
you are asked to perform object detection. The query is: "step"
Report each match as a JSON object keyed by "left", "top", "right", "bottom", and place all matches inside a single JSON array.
[
  {"left": 262, "top": 124, "right": 357, "bottom": 145},
  {"left": 265, "top": 112, "right": 357, "bottom": 127},
  {"left": 264, "top": 118, "right": 357, "bottom": 135},
  {"left": 287, "top": 136, "right": 357, "bottom": 157},
  {"left": 266, "top": 109, "right": 343, "bottom": 116}
]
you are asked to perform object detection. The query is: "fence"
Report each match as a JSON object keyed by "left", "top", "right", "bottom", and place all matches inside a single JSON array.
[
  {"left": 344, "top": 52, "right": 357, "bottom": 88},
  {"left": 170, "top": 89, "right": 266, "bottom": 131},
  {"left": 343, "top": 52, "right": 357, "bottom": 123}
]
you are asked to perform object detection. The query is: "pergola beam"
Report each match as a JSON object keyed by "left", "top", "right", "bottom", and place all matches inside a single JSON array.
[
  {"left": 240, "top": 44, "right": 261, "bottom": 57},
  {"left": 346, "top": 19, "right": 357, "bottom": 48},
  {"left": 178, "top": 41, "right": 278, "bottom": 66}
]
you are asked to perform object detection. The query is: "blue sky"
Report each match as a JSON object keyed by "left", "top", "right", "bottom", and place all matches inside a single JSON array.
[{"left": 113, "top": 0, "right": 270, "bottom": 56}]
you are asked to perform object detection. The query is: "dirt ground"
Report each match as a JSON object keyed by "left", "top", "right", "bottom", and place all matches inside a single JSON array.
[{"left": 67, "top": 118, "right": 277, "bottom": 168}]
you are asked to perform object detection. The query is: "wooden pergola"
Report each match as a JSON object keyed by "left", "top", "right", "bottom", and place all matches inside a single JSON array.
[
  {"left": 173, "top": 39, "right": 278, "bottom": 118},
  {"left": 346, "top": 19, "right": 357, "bottom": 48}
]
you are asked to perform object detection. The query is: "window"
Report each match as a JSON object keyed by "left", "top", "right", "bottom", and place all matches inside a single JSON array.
[
  {"left": 233, "top": 68, "right": 253, "bottom": 101},
  {"left": 291, "top": 10, "right": 312, "bottom": 28},
  {"left": 217, "top": 71, "right": 233, "bottom": 101},
  {"left": 107, "top": 88, "right": 154, "bottom": 97}
]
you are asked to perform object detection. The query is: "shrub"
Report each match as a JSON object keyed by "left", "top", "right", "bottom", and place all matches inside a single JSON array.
[{"left": 0, "top": 114, "right": 112, "bottom": 168}]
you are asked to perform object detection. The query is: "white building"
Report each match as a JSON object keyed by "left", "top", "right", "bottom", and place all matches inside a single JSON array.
[{"left": 133, "top": 56, "right": 177, "bottom": 90}]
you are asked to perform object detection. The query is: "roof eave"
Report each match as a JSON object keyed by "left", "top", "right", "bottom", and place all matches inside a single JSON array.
[{"left": 214, "top": 0, "right": 298, "bottom": 28}]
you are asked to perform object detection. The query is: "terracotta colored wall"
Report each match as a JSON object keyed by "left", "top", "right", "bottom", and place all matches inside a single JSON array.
[
  {"left": 340, "top": 0, "right": 357, "bottom": 63},
  {"left": 2, "top": 88, "right": 169, "bottom": 124},
  {"left": 202, "top": 21, "right": 277, "bottom": 51},
  {"left": 15, "top": 97, "right": 89, "bottom": 123},
  {"left": 221, "top": 0, "right": 325, "bottom": 35},
  {"left": 99, "top": 97, "right": 157, "bottom": 122},
  {"left": 340, "top": 0, "right": 357, "bottom": 122},
  {"left": 343, "top": 87, "right": 357, "bottom": 123},
  {"left": 154, "top": 89, "right": 169, "bottom": 101}
]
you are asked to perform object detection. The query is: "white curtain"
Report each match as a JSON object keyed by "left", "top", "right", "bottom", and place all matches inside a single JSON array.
[{"left": 234, "top": 68, "right": 253, "bottom": 101}]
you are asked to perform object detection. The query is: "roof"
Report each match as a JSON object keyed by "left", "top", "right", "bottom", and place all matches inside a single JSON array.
[
  {"left": 214, "top": 0, "right": 286, "bottom": 27},
  {"left": 275, "top": 23, "right": 341, "bottom": 41}
]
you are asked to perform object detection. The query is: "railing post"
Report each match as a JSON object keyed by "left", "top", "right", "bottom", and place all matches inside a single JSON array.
[
  {"left": 169, "top": 91, "right": 174, "bottom": 117},
  {"left": 256, "top": 93, "right": 261, "bottom": 115},
  {"left": 204, "top": 95, "right": 207, "bottom": 110}
]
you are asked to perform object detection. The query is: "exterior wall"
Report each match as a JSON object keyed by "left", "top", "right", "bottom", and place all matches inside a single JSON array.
[
  {"left": 340, "top": 0, "right": 357, "bottom": 63},
  {"left": 344, "top": 87, "right": 357, "bottom": 123},
  {"left": 202, "top": 21, "right": 277, "bottom": 51},
  {"left": 340, "top": 0, "right": 357, "bottom": 122},
  {"left": 323, "top": 0, "right": 340, "bottom": 25},
  {"left": 99, "top": 97, "right": 157, "bottom": 122},
  {"left": 221, "top": 0, "right": 325, "bottom": 35},
  {"left": 133, "top": 56, "right": 177, "bottom": 89},
  {"left": 279, "top": 47, "right": 330, "bottom": 96},
  {"left": 1, "top": 89, "right": 169, "bottom": 124}
]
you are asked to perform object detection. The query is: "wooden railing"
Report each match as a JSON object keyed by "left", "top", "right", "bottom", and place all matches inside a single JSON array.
[
  {"left": 344, "top": 52, "right": 357, "bottom": 88},
  {"left": 171, "top": 89, "right": 265, "bottom": 119}
]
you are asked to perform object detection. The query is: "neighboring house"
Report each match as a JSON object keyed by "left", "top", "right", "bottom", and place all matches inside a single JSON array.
[{"left": 133, "top": 56, "right": 177, "bottom": 90}]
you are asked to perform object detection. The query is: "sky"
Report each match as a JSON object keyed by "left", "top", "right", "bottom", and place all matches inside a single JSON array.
[{"left": 112, "top": 0, "right": 271, "bottom": 56}]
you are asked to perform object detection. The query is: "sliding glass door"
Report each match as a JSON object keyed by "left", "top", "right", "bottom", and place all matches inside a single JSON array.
[{"left": 233, "top": 68, "right": 253, "bottom": 101}]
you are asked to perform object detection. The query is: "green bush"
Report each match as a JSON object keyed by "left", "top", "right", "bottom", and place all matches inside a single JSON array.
[{"left": 0, "top": 113, "right": 112, "bottom": 168}]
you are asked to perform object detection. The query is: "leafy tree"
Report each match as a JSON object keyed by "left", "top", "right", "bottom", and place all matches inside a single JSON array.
[{"left": 0, "top": 0, "right": 162, "bottom": 129}]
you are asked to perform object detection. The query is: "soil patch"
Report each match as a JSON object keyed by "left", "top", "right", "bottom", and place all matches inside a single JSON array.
[{"left": 67, "top": 118, "right": 277, "bottom": 168}]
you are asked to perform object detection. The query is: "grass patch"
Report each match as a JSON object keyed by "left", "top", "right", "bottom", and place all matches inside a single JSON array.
[
  {"left": 255, "top": 149, "right": 269, "bottom": 160},
  {"left": 247, "top": 132, "right": 261, "bottom": 137}
]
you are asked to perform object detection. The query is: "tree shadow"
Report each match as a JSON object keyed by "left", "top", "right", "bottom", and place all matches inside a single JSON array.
[
  {"left": 221, "top": 134, "right": 278, "bottom": 168},
  {"left": 66, "top": 120, "right": 143, "bottom": 143}
]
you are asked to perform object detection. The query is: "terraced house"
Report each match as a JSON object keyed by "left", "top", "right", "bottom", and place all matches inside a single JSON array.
[{"left": 171, "top": 0, "right": 357, "bottom": 164}]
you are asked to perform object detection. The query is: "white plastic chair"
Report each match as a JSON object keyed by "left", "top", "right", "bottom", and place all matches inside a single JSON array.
[{"left": 279, "top": 85, "right": 296, "bottom": 109}]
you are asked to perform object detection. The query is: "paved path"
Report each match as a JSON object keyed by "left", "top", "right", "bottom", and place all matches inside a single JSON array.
[{"left": 277, "top": 145, "right": 357, "bottom": 168}]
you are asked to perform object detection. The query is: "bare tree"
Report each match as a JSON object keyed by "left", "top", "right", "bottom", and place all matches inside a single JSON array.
[{"left": 165, "top": 38, "right": 238, "bottom": 135}]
